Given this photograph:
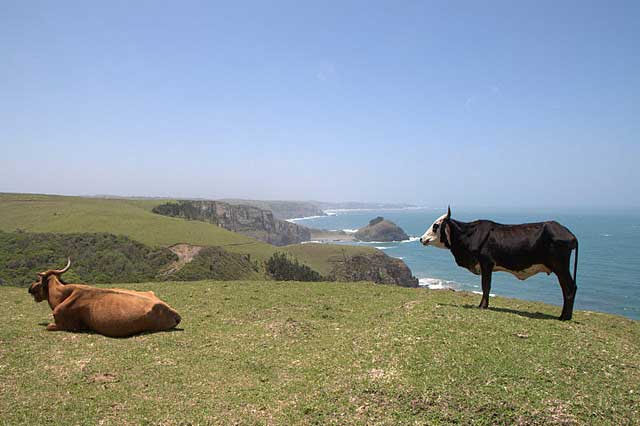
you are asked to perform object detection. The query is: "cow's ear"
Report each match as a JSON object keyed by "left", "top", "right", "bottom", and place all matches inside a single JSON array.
[{"left": 443, "top": 222, "right": 452, "bottom": 248}]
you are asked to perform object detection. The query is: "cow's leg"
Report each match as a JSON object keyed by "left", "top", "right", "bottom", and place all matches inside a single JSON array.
[
  {"left": 51, "top": 303, "right": 84, "bottom": 332},
  {"left": 479, "top": 262, "right": 493, "bottom": 309},
  {"left": 556, "top": 268, "right": 577, "bottom": 321}
]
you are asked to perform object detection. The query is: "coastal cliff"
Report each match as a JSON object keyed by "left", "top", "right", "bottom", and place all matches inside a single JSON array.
[
  {"left": 329, "top": 251, "right": 419, "bottom": 287},
  {"left": 283, "top": 244, "right": 419, "bottom": 287},
  {"left": 221, "top": 199, "right": 326, "bottom": 220},
  {"left": 153, "top": 200, "right": 311, "bottom": 246}
]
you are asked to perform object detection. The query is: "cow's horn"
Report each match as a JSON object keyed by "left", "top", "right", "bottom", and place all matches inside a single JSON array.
[
  {"left": 446, "top": 205, "right": 451, "bottom": 220},
  {"left": 52, "top": 258, "right": 71, "bottom": 275}
]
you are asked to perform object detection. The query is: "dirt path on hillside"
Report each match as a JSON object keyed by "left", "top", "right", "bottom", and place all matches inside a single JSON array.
[{"left": 162, "top": 244, "right": 203, "bottom": 276}]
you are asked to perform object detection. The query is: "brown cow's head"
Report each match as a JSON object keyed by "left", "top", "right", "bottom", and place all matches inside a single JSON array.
[
  {"left": 28, "top": 275, "right": 48, "bottom": 302},
  {"left": 28, "top": 259, "right": 71, "bottom": 302}
]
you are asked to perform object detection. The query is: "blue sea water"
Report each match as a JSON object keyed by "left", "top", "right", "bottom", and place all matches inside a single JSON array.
[{"left": 291, "top": 208, "right": 640, "bottom": 320}]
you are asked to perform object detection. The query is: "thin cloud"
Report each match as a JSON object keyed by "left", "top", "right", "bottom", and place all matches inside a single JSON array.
[
  {"left": 316, "top": 61, "right": 336, "bottom": 81},
  {"left": 464, "top": 85, "right": 501, "bottom": 109}
]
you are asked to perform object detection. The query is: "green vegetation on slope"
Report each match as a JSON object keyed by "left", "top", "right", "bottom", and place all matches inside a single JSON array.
[
  {"left": 0, "top": 231, "right": 271, "bottom": 285},
  {"left": 265, "top": 252, "right": 323, "bottom": 281},
  {"left": 0, "top": 193, "right": 278, "bottom": 262},
  {"left": 0, "top": 231, "right": 176, "bottom": 286},
  {"left": 1, "top": 281, "right": 637, "bottom": 425},
  {"left": 171, "top": 246, "right": 263, "bottom": 281}
]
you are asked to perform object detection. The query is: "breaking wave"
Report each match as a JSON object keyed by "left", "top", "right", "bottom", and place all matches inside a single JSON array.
[
  {"left": 401, "top": 236, "right": 420, "bottom": 243},
  {"left": 286, "top": 215, "right": 326, "bottom": 222},
  {"left": 418, "top": 277, "right": 460, "bottom": 290}
]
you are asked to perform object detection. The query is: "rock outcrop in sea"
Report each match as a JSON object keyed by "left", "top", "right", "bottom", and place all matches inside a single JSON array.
[{"left": 354, "top": 217, "right": 410, "bottom": 242}]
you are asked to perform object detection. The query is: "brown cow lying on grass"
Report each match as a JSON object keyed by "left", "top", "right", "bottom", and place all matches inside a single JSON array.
[{"left": 28, "top": 259, "right": 181, "bottom": 337}]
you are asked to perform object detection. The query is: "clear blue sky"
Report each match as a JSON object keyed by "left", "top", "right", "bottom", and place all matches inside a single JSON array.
[{"left": 1, "top": 1, "right": 638, "bottom": 208}]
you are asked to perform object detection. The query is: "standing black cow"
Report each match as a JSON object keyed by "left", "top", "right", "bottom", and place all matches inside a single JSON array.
[{"left": 419, "top": 207, "right": 579, "bottom": 320}]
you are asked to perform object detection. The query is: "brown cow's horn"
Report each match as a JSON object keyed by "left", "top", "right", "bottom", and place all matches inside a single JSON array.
[
  {"left": 446, "top": 205, "right": 451, "bottom": 220},
  {"left": 52, "top": 258, "right": 71, "bottom": 275}
]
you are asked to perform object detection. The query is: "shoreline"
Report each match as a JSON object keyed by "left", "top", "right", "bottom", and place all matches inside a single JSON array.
[{"left": 286, "top": 206, "right": 431, "bottom": 223}]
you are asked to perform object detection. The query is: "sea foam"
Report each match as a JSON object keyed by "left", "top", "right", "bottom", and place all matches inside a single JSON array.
[
  {"left": 401, "top": 236, "right": 420, "bottom": 243},
  {"left": 286, "top": 215, "right": 326, "bottom": 222},
  {"left": 418, "top": 277, "right": 460, "bottom": 290}
]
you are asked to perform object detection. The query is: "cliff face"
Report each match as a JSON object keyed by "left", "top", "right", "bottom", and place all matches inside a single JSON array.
[
  {"left": 354, "top": 217, "right": 410, "bottom": 242},
  {"left": 221, "top": 199, "right": 326, "bottom": 220},
  {"left": 329, "top": 251, "right": 419, "bottom": 287},
  {"left": 153, "top": 201, "right": 311, "bottom": 246}
]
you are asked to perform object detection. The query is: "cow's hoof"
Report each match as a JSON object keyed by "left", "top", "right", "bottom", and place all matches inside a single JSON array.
[
  {"left": 46, "top": 323, "right": 58, "bottom": 331},
  {"left": 478, "top": 304, "right": 489, "bottom": 310},
  {"left": 559, "top": 315, "right": 572, "bottom": 321}
]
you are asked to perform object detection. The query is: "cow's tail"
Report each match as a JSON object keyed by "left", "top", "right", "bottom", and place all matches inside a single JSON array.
[{"left": 572, "top": 239, "right": 579, "bottom": 287}]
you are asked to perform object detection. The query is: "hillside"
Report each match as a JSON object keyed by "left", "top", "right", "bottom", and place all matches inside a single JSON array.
[
  {"left": 0, "top": 193, "right": 278, "bottom": 262},
  {"left": 1, "top": 281, "right": 637, "bottom": 425},
  {"left": 0, "top": 231, "right": 176, "bottom": 286},
  {"left": 0, "top": 194, "right": 418, "bottom": 286},
  {"left": 0, "top": 232, "right": 263, "bottom": 285}
]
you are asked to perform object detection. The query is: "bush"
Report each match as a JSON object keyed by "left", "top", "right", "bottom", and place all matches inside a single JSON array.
[{"left": 265, "top": 252, "right": 323, "bottom": 282}]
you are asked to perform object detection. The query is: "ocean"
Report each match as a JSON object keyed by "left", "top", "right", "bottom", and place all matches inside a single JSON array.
[{"left": 290, "top": 208, "right": 640, "bottom": 320}]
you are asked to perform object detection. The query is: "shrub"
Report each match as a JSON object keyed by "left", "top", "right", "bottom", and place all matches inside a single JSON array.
[{"left": 265, "top": 252, "right": 323, "bottom": 282}]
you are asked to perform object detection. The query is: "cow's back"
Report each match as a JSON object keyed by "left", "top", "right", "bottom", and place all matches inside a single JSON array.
[
  {"left": 71, "top": 288, "right": 179, "bottom": 337},
  {"left": 483, "top": 221, "right": 575, "bottom": 272}
]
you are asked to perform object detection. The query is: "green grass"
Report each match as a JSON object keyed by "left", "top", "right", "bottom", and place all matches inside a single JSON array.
[
  {"left": 1, "top": 281, "right": 637, "bottom": 425},
  {"left": 0, "top": 193, "right": 278, "bottom": 263},
  {"left": 282, "top": 244, "right": 378, "bottom": 276}
]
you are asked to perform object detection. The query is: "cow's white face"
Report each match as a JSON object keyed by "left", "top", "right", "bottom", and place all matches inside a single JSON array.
[{"left": 419, "top": 213, "right": 449, "bottom": 249}]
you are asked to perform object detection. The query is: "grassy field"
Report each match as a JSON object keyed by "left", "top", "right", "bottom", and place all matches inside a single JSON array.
[{"left": 1, "top": 281, "right": 637, "bottom": 425}]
